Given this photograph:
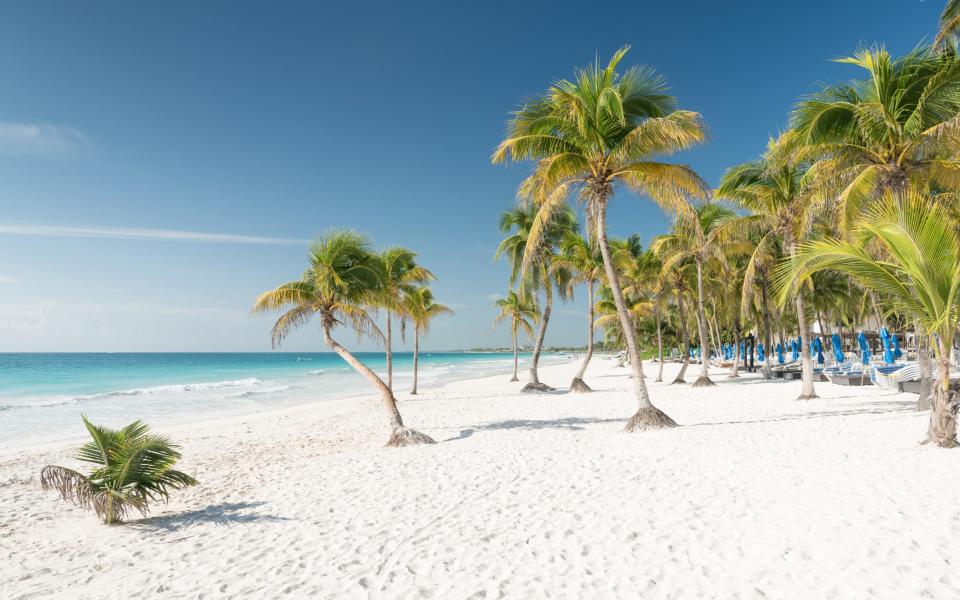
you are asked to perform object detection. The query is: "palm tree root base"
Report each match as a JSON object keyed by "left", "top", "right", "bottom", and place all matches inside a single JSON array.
[
  {"left": 569, "top": 377, "right": 593, "bottom": 393},
  {"left": 728, "top": 373, "right": 740, "bottom": 378},
  {"left": 522, "top": 382, "right": 556, "bottom": 393},
  {"left": 926, "top": 388, "right": 959, "bottom": 447},
  {"left": 624, "top": 407, "right": 678, "bottom": 432},
  {"left": 796, "top": 393, "right": 818, "bottom": 401},
  {"left": 692, "top": 376, "right": 715, "bottom": 387},
  {"left": 385, "top": 427, "right": 436, "bottom": 447},
  {"left": 509, "top": 376, "right": 519, "bottom": 382},
  {"left": 916, "top": 397, "right": 932, "bottom": 411}
]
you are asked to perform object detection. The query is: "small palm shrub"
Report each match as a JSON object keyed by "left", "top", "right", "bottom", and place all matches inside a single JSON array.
[{"left": 41, "top": 416, "right": 198, "bottom": 524}]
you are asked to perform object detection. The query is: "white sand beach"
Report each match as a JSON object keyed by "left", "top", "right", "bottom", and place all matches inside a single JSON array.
[{"left": 3, "top": 357, "right": 960, "bottom": 599}]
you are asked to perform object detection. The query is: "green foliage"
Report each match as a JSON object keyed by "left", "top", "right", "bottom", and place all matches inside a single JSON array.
[{"left": 41, "top": 416, "right": 197, "bottom": 524}]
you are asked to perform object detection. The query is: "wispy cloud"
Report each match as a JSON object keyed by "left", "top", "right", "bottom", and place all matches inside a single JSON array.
[
  {"left": 0, "top": 122, "right": 88, "bottom": 156},
  {"left": 0, "top": 223, "right": 309, "bottom": 246},
  {"left": 0, "top": 275, "right": 19, "bottom": 284}
]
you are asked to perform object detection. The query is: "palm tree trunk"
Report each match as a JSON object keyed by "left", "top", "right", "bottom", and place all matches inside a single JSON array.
[
  {"left": 595, "top": 202, "right": 676, "bottom": 430},
  {"left": 524, "top": 282, "right": 553, "bottom": 392},
  {"left": 693, "top": 259, "right": 715, "bottom": 387},
  {"left": 654, "top": 301, "right": 665, "bottom": 383},
  {"left": 730, "top": 317, "right": 741, "bottom": 378},
  {"left": 510, "top": 326, "right": 519, "bottom": 382},
  {"left": 570, "top": 280, "right": 594, "bottom": 392},
  {"left": 673, "top": 290, "right": 691, "bottom": 384},
  {"left": 386, "top": 312, "right": 393, "bottom": 391},
  {"left": 321, "top": 322, "right": 434, "bottom": 446},
  {"left": 927, "top": 353, "right": 958, "bottom": 447},
  {"left": 918, "top": 331, "right": 933, "bottom": 410},
  {"left": 411, "top": 327, "right": 420, "bottom": 395},
  {"left": 791, "top": 258, "right": 817, "bottom": 399},
  {"left": 761, "top": 272, "right": 773, "bottom": 379}
]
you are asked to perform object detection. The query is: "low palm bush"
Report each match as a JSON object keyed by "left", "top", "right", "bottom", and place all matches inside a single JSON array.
[{"left": 41, "top": 416, "right": 198, "bottom": 524}]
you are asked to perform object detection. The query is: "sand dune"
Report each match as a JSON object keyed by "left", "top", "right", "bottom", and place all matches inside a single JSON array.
[{"left": 3, "top": 357, "right": 960, "bottom": 599}]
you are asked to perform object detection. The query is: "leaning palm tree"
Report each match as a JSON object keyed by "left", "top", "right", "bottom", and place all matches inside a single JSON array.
[
  {"left": 652, "top": 203, "right": 736, "bottom": 386},
  {"left": 493, "top": 46, "right": 709, "bottom": 430},
  {"left": 493, "top": 291, "right": 538, "bottom": 381},
  {"left": 774, "top": 190, "right": 960, "bottom": 447},
  {"left": 403, "top": 286, "right": 453, "bottom": 395},
  {"left": 553, "top": 231, "right": 605, "bottom": 392},
  {"left": 41, "top": 416, "right": 197, "bottom": 524},
  {"left": 785, "top": 46, "right": 960, "bottom": 229},
  {"left": 252, "top": 229, "right": 434, "bottom": 447},
  {"left": 496, "top": 204, "right": 576, "bottom": 392},
  {"left": 374, "top": 247, "right": 433, "bottom": 392},
  {"left": 717, "top": 153, "right": 820, "bottom": 399}
]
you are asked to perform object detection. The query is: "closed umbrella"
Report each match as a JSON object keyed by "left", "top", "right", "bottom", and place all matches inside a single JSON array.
[
  {"left": 857, "top": 331, "right": 870, "bottom": 365},
  {"left": 776, "top": 342, "right": 785, "bottom": 365},
  {"left": 891, "top": 333, "right": 902, "bottom": 359},
  {"left": 831, "top": 333, "right": 844, "bottom": 363},
  {"left": 812, "top": 337, "right": 825, "bottom": 365},
  {"left": 791, "top": 339, "right": 800, "bottom": 361},
  {"left": 880, "top": 327, "right": 895, "bottom": 364},
  {"left": 758, "top": 343, "right": 765, "bottom": 362}
]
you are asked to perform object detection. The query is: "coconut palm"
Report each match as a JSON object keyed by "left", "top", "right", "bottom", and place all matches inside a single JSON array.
[
  {"left": 403, "top": 286, "right": 453, "bottom": 395},
  {"left": 619, "top": 246, "right": 671, "bottom": 382},
  {"left": 716, "top": 154, "right": 820, "bottom": 398},
  {"left": 40, "top": 416, "right": 197, "bottom": 524},
  {"left": 493, "top": 46, "right": 708, "bottom": 430},
  {"left": 652, "top": 203, "right": 736, "bottom": 387},
  {"left": 553, "top": 231, "right": 605, "bottom": 392},
  {"left": 375, "top": 247, "right": 433, "bottom": 392},
  {"left": 493, "top": 291, "right": 538, "bottom": 381},
  {"left": 786, "top": 47, "right": 960, "bottom": 229},
  {"left": 774, "top": 190, "right": 960, "bottom": 447},
  {"left": 496, "top": 204, "right": 576, "bottom": 392},
  {"left": 252, "top": 229, "right": 434, "bottom": 447},
  {"left": 936, "top": 0, "right": 960, "bottom": 51}
]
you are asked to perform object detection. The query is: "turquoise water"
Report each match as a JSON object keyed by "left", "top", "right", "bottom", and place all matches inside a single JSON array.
[{"left": 0, "top": 352, "right": 564, "bottom": 448}]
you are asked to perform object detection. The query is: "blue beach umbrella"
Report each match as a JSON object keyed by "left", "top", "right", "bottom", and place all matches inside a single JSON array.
[
  {"left": 757, "top": 343, "right": 765, "bottom": 362},
  {"left": 891, "top": 333, "right": 902, "bottom": 359},
  {"left": 776, "top": 342, "right": 785, "bottom": 365},
  {"left": 879, "top": 327, "right": 895, "bottom": 364},
  {"left": 791, "top": 339, "right": 800, "bottom": 361},
  {"left": 831, "top": 333, "right": 844, "bottom": 363},
  {"left": 696, "top": 347, "right": 702, "bottom": 360},
  {"left": 857, "top": 331, "right": 870, "bottom": 365},
  {"left": 812, "top": 337, "right": 825, "bottom": 365},
  {"left": 740, "top": 341, "right": 745, "bottom": 360}
]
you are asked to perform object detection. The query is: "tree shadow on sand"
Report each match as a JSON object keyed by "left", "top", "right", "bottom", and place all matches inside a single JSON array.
[
  {"left": 131, "top": 501, "right": 288, "bottom": 532},
  {"left": 470, "top": 416, "right": 626, "bottom": 432},
  {"left": 688, "top": 399, "right": 918, "bottom": 428}
]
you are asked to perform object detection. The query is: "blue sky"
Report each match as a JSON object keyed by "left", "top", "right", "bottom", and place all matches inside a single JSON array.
[{"left": 0, "top": 0, "right": 942, "bottom": 351}]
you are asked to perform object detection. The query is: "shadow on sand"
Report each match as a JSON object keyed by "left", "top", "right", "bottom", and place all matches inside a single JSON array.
[{"left": 132, "top": 501, "right": 288, "bottom": 532}]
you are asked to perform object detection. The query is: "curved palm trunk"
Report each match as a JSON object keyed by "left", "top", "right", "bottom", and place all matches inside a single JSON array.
[
  {"left": 693, "top": 259, "right": 715, "bottom": 387},
  {"left": 654, "top": 301, "right": 665, "bottom": 383},
  {"left": 673, "top": 291, "right": 692, "bottom": 384},
  {"left": 927, "top": 354, "right": 958, "bottom": 447},
  {"left": 761, "top": 274, "right": 773, "bottom": 379},
  {"left": 794, "top": 289, "right": 817, "bottom": 400},
  {"left": 730, "top": 317, "right": 741, "bottom": 378},
  {"left": 570, "top": 280, "right": 595, "bottom": 392},
  {"left": 411, "top": 327, "right": 420, "bottom": 395},
  {"left": 322, "top": 322, "right": 434, "bottom": 446},
  {"left": 510, "top": 325, "right": 519, "bottom": 382},
  {"left": 596, "top": 203, "right": 676, "bottom": 430},
  {"left": 385, "top": 312, "right": 394, "bottom": 391},
  {"left": 523, "top": 281, "right": 553, "bottom": 392}
]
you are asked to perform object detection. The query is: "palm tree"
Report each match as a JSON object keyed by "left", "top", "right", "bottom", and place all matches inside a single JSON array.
[
  {"left": 496, "top": 204, "right": 576, "bottom": 392},
  {"left": 553, "top": 231, "right": 605, "bottom": 392},
  {"left": 652, "top": 203, "right": 736, "bottom": 387},
  {"left": 717, "top": 154, "right": 820, "bottom": 398},
  {"left": 252, "top": 229, "right": 434, "bottom": 447},
  {"left": 492, "top": 46, "right": 708, "bottom": 431},
  {"left": 774, "top": 190, "right": 960, "bottom": 447},
  {"left": 936, "top": 0, "right": 960, "bottom": 51},
  {"left": 619, "top": 246, "right": 671, "bottom": 382},
  {"left": 375, "top": 247, "right": 433, "bottom": 392},
  {"left": 40, "top": 416, "right": 197, "bottom": 524},
  {"left": 403, "top": 286, "right": 453, "bottom": 395},
  {"left": 661, "top": 259, "right": 696, "bottom": 384},
  {"left": 493, "top": 291, "right": 538, "bottom": 381},
  {"left": 786, "top": 46, "right": 960, "bottom": 229}
]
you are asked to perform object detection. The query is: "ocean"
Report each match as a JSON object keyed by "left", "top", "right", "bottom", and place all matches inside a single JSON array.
[{"left": 0, "top": 352, "right": 566, "bottom": 448}]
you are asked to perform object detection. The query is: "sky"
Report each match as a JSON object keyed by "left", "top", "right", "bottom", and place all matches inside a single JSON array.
[{"left": 0, "top": 0, "right": 944, "bottom": 352}]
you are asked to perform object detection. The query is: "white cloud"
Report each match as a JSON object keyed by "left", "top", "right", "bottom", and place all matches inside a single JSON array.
[
  {"left": 0, "top": 122, "right": 87, "bottom": 156},
  {"left": 0, "top": 223, "right": 308, "bottom": 246},
  {"left": 0, "top": 275, "right": 18, "bottom": 283}
]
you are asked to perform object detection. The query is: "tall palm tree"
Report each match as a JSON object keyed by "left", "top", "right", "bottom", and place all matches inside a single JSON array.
[
  {"left": 652, "top": 203, "right": 736, "bottom": 387},
  {"left": 619, "top": 246, "right": 671, "bottom": 382},
  {"left": 402, "top": 286, "right": 453, "bottom": 395},
  {"left": 252, "top": 230, "right": 434, "bottom": 447},
  {"left": 496, "top": 204, "right": 576, "bottom": 392},
  {"left": 493, "top": 46, "right": 708, "bottom": 431},
  {"left": 786, "top": 47, "right": 960, "bottom": 229},
  {"left": 493, "top": 291, "right": 538, "bottom": 382},
  {"left": 774, "top": 190, "right": 960, "bottom": 447},
  {"left": 553, "top": 231, "right": 605, "bottom": 392},
  {"left": 717, "top": 154, "right": 820, "bottom": 399},
  {"left": 661, "top": 260, "right": 695, "bottom": 384},
  {"left": 936, "top": 0, "right": 960, "bottom": 51},
  {"left": 375, "top": 247, "right": 433, "bottom": 392}
]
